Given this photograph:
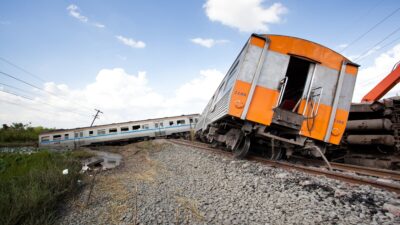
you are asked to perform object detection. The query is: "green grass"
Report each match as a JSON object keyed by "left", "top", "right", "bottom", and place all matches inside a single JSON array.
[
  {"left": 0, "top": 151, "right": 82, "bottom": 225},
  {"left": 66, "top": 150, "right": 96, "bottom": 160}
]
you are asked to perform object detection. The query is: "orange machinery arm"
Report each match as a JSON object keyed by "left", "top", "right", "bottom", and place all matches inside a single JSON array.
[{"left": 362, "top": 63, "right": 400, "bottom": 102}]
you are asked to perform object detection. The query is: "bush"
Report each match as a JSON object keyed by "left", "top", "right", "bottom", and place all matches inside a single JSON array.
[
  {"left": 0, "top": 151, "right": 82, "bottom": 225},
  {"left": 0, "top": 123, "right": 53, "bottom": 145}
]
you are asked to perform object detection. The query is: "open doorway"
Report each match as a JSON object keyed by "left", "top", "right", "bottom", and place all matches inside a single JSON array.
[{"left": 279, "top": 57, "right": 311, "bottom": 112}]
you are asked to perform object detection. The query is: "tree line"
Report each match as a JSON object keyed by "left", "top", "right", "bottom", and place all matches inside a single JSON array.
[{"left": 0, "top": 123, "right": 53, "bottom": 144}]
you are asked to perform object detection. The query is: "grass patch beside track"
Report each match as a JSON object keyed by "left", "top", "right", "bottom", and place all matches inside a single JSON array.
[{"left": 0, "top": 151, "right": 82, "bottom": 225}]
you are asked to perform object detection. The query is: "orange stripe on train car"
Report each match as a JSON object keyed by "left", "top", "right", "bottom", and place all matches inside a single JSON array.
[
  {"left": 266, "top": 35, "right": 350, "bottom": 73},
  {"left": 297, "top": 99, "right": 349, "bottom": 144},
  {"left": 246, "top": 86, "right": 279, "bottom": 125},
  {"left": 328, "top": 109, "right": 349, "bottom": 145},
  {"left": 345, "top": 65, "right": 358, "bottom": 76},
  {"left": 250, "top": 36, "right": 266, "bottom": 48},
  {"left": 228, "top": 80, "right": 252, "bottom": 118},
  {"left": 297, "top": 100, "right": 331, "bottom": 142}
]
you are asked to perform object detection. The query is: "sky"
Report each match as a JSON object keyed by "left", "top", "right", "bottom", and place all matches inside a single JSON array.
[{"left": 1, "top": 0, "right": 400, "bottom": 128}]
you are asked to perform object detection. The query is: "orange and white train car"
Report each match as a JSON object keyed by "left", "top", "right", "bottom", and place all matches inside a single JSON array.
[{"left": 195, "top": 34, "right": 359, "bottom": 159}]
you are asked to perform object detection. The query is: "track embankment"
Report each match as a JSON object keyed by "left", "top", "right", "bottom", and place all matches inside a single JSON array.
[{"left": 59, "top": 140, "right": 400, "bottom": 224}]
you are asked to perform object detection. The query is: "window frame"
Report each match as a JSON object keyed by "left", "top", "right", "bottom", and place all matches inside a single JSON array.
[{"left": 109, "top": 128, "right": 118, "bottom": 133}]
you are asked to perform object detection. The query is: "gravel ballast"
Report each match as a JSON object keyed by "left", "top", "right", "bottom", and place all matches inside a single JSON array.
[{"left": 59, "top": 140, "right": 400, "bottom": 224}]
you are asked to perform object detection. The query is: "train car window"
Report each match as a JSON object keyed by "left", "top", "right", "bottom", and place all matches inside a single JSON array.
[
  {"left": 74, "top": 132, "right": 79, "bottom": 138},
  {"left": 155, "top": 123, "right": 159, "bottom": 128},
  {"left": 216, "top": 81, "right": 226, "bottom": 100},
  {"left": 142, "top": 124, "right": 149, "bottom": 129},
  {"left": 132, "top": 125, "right": 140, "bottom": 130},
  {"left": 53, "top": 135, "right": 61, "bottom": 140},
  {"left": 224, "top": 59, "right": 240, "bottom": 92},
  {"left": 98, "top": 129, "right": 106, "bottom": 135},
  {"left": 195, "top": 118, "right": 198, "bottom": 123},
  {"left": 177, "top": 120, "right": 186, "bottom": 125},
  {"left": 79, "top": 131, "right": 83, "bottom": 137},
  {"left": 109, "top": 128, "right": 117, "bottom": 133},
  {"left": 169, "top": 121, "right": 174, "bottom": 126},
  {"left": 160, "top": 122, "right": 164, "bottom": 128},
  {"left": 189, "top": 118, "right": 193, "bottom": 123},
  {"left": 121, "top": 127, "right": 129, "bottom": 132},
  {"left": 64, "top": 134, "right": 69, "bottom": 139},
  {"left": 41, "top": 136, "right": 50, "bottom": 142},
  {"left": 89, "top": 130, "right": 94, "bottom": 136}
]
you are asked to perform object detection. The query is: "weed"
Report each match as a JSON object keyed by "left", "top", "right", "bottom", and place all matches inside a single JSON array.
[{"left": 0, "top": 151, "right": 82, "bottom": 225}]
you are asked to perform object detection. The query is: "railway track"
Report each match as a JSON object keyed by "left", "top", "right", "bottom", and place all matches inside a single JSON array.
[
  {"left": 289, "top": 156, "right": 400, "bottom": 181},
  {"left": 168, "top": 139, "right": 400, "bottom": 194}
]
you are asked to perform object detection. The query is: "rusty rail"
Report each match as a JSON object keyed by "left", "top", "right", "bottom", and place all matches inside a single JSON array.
[{"left": 168, "top": 139, "right": 400, "bottom": 194}]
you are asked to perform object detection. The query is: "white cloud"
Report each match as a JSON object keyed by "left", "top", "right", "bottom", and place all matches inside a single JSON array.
[
  {"left": 204, "top": 0, "right": 288, "bottom": 32},
  {"left": 67, "top": 4, "right": 88, "bottom": 23},
  {"left": 116, "top": 35, "right": 146, "bottom": 48},
  {"left": 66, "top": 4, "right": 105, "bottom": 28},
  {"left": 353, "top": 43, "right": 400, "bottom": 102},
  {"left": 190, "top": 38, "right": 229, "bottom": 48},
  {"left": 337, "top": 44, "right": 348, "bottom": 49},
  {"left": 0, "top": 68, "right": 224, "bottom": 128},
  {"left": 93, "top": 22, "right": 105, "bottom": 28}
]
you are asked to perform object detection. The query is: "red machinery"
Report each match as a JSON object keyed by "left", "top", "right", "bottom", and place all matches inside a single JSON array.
[{"left": 362, "top": 62, "right": 400, "bottom": 102}]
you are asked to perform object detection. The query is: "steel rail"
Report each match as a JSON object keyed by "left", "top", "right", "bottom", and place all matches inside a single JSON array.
[
  {"left": 289, "top": 156, "right": 400, "bottom": 181},
  {"left": 168, "top": 139, "right": 400, "bottom": 194}
]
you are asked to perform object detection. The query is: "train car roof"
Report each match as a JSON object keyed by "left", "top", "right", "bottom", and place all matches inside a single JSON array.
[
  {"left": 256, "top": 34, "right": 359, "bottom": 71},
  {"left": 40, "top": 113, "right": 200, "bottom": 135}
]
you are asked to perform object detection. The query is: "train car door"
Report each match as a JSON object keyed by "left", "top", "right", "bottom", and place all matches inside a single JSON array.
[
  {"left": 154, "top": 122, "right": 165, "bottom": 137},
  {"left": 272, "top": 56, "right": 317, "bottom": 130}
]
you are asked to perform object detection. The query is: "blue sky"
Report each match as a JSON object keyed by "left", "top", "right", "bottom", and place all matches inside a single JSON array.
[{"left": 1, "top": 0, "right": 400, "bottom": 128}]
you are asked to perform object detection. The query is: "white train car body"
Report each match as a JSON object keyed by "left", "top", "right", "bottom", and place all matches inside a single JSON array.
[{"left": 39, "top": 114, "right": 199, "bottom": 149}]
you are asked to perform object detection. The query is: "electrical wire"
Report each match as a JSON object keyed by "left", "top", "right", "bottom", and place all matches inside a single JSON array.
[
  {"left": 0, "top": 89, "right": 91, "bottom": 119},
  {"left": 354, "top": 25, "right": 400, "bottom": 62},
  {"left": 0, "top": 99, "right": 89, "bottom": 124},
  {"left": 356, "top": 35, "right": 400, "bottom": 64},
  {"left": 0, "top": 56, "right": 46, "bottom": 82},
  {"left": 0, "top": 82, "right": 36, "bottom": 96},
  {"left": 340, "top": 6, "right": 400, "bottom": 53},
  {"left": 0, "top": 70, "right": 95, "bottom": 112}
]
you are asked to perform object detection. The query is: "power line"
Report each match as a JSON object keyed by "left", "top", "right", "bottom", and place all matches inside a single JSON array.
[
  {"left": 0, "top": 88, "right": 91, "bottom": 119},
  {"left": 340, "top": 6, "right": 400, "bottom": 53},
  {"left": 0, "top": 70, "right": 95, "bottom": 112},
  {"left": 0, "top": 82, "right": 36, "bottom": 96},
  {"left": 0, "top": 56, "right": 46, "bottom": 82},
  {"left": 0, "top": 89, "right": 33, "bottom": 101},
  {"left": 351, "top": 0, "right": 385, "bottom": 26},
  {"left": 0, "top": 99, "right": 89, "bottom": 124},
  {"left": 354, "top": 25, "right": 400, "bottom": 62},
  {"left": 0, "top": 70, "right": 44, "bottom": 92}
]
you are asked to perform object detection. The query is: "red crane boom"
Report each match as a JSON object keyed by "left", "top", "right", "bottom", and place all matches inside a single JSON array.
[{"left": 362, "top": 62, "right": 400, "bottom": 102}]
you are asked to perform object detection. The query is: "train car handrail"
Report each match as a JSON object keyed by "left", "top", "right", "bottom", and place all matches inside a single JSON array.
[
  {"left": 276, "top": 77, "right": 289, "bottom": 107},
  {"left": 303, "top": 86, "right": 323, "bottom": 117}
]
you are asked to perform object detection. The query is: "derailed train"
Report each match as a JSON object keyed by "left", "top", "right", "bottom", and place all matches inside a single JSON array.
[
  {"left": 39, "top": 114, "right": 199, "bottom": 149},
  {"left": 195, "top": 34, "right": 359, "bottom": 160}
]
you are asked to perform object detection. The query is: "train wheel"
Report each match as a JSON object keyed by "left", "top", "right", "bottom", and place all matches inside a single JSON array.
[
  {"left": 263, "top": 139, "right": 284, "bottom": 160},
  {"left": 265, "top": 148, "right": 283, "bottom": 160},
  {"left": 233, "top": 136, "right": 251, "bottom": 159}
]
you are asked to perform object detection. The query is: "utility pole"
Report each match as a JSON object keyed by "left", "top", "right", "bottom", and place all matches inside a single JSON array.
[{"left": 90, "top": 109, "right": 103, "bottom": 127}]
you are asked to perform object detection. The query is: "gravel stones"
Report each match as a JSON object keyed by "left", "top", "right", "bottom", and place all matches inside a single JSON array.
[{"left": 58, "top": 140, "right": 400, "bottom": 224}]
